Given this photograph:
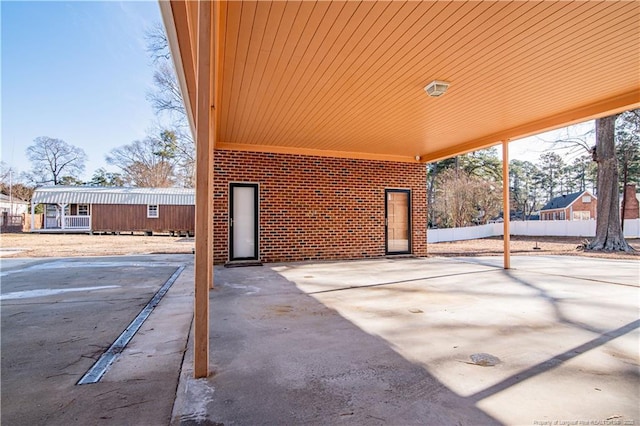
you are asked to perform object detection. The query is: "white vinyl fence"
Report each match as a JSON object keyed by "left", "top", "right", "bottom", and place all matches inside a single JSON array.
[
  {"left": 427, "top": 223, "right": 502, "bottom": 243},
  {"left": 427, "top": 219, "right": 640, "bottom": 243}
]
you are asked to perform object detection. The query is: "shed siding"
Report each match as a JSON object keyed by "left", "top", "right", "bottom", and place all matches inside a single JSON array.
[
  {"left": 213, "top": 150, "right": 427, "bottom": 264},
  {"left": 92, "top": 204, "right": 194, "bottom": 232}
]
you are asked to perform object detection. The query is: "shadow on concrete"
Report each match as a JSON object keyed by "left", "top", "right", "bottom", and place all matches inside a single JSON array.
[
  {"left": 176, "top": 264, "right": 502, "bottom": 425},
  {"left": 174, "top": 257, "right": 639, "bottom": 425},
  {"left": 468, "top": 318, "right": 640, "bottom": 403},
  {"left": 308, "top": 269, "right": 497, "bottom": 294},
  {"left": 452, "top": 267, "right": 640, "bottom": 403}
]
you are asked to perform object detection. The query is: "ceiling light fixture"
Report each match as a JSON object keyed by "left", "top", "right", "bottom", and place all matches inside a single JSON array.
[{"left": 424, "top": 80, "right": 450, "bottom": 97}]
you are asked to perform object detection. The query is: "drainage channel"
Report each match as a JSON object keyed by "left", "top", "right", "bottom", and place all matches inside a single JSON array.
[{"left": 77, "top": 265, "right": 186, "bottom": 385}]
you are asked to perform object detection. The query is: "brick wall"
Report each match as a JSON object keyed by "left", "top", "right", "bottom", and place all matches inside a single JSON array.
[
  {"left": 569, "top": 193, "right": 597, "bottom": 220},
  {"left": 213, "top": 150, "right": 427, "bottom": 264}
]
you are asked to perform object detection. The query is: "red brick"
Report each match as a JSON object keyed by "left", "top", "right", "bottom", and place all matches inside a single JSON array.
[{"left": 213, "top": 150, "right": 427, "bottom": 263}]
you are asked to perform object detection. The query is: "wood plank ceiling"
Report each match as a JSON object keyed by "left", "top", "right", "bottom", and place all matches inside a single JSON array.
[{"left": 165, "top": 1, "right": 640, "bottom": 163}]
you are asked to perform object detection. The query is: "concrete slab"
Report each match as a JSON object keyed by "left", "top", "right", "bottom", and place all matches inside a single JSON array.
[
  {"left": 174, "top": 256, "right": 639, "bottom": 426},
  {"left": 1, "top": 254, "right": 194, "bottom": 426},
  {"left": 450, "top": 255, "right": 640, "bottom": 287}
]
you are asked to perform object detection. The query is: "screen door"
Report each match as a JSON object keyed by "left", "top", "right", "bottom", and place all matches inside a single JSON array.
[
  {"left": 230, "top": 183, "right": 259, "bottom": 260},
  {"left": 385, "top": 189, "right": 411, "bottom": 254}
]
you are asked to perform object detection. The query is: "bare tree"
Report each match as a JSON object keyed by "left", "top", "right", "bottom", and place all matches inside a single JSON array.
[
  {"left": 145, "top": 23, "right": 195, "bottom": 187},
  {"left": 0, "top": 161, "right": 13, "bottom": 185},
  {"left": 25, "top": 136, "right": 87, "bottom": 185},
  {"left": 432, "top": 168, "right": 502, "bottom": 228},
  {"left": 146, "top": 22, "right": 171, "bottom": 63},
  {"left": 428, "top": 148, "right": 501, "bottom": 227},
  {"left": 148, "top": 122, "right": 194, "bottom": 188},
  {"left": 106, "top": 132, "right": 179, "bottom": 188},
  {"left": 587, "top": 115, "right": 633, "bottom": 252},
  {"left": 0, "top": 162, "right": 36, "bottom": 205},
  {"left": 543, "top": 125, "right": 595, "bottom": 156},
  {"left": 146, "top": 23, "right": 184, "bottom": 116},
  {"left": 149, "top": 62, "right": 187, "bottom": 117}
]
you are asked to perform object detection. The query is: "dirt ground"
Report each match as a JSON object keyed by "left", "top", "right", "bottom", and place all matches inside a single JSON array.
[
  {"left": 428, "top": 235, "right": 640, "bottom": 260},
  {"left": 0, "top": 233, "right": 194, "bottom": 258},
  {"left": 0, "top": 232, "right": 638, "bottom": 259}
]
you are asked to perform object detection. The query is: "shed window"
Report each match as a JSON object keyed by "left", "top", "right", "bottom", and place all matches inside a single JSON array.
[
  {"left": 582, "top": 195, "right": 592, "bottom": 203},
  {"left": 147, "top": 204, "right": 159, "bottom": 218},
  {"left": 78, "top": 204, "right": 89, "bottom": 216}
]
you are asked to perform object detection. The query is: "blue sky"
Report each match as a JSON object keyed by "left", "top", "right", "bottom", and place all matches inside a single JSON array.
[{"left": 2, "top": 1, "right": 163, "bottom": 180}]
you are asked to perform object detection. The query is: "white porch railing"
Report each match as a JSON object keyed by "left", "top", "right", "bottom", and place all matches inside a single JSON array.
[
  {"left": 44, "top": 215, "right": 91, "bottom": 230},
  {"left": 65, "top": 215, "right": 91, "bottom": 229}
]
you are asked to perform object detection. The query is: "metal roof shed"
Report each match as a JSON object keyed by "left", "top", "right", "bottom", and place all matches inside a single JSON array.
[
  {"left": 31, "top": 187, "right": 195, "bottom": 235},
  {"left": 32, "top": 187, "right": 195, "bottom": 206}
]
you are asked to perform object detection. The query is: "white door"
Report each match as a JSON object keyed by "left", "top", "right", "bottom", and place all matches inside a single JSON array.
[{"left": 230, "top": 184, "right": 258, "bottom": 260}]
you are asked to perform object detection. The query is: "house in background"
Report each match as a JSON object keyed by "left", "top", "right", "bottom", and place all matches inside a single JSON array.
[
  {"left": 31, "top": 187, "right": 194, "bottom": 235},
  {"left": 540, "top": 190, "right": 597, "bottom": 221},
  {"left": 0, "top": 193, "right": 29, "bottom": 233},
  {"left": 0, "top": 193, "right": 29, "bottom": 215}
]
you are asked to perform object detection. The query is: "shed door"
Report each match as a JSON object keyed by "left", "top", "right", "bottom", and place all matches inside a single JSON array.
[
  {"left": 385, "top": 189, "right": 411, "bottom": 254},
  {"left": 230, "top": 183, "right": 259, "bottom": 261}
]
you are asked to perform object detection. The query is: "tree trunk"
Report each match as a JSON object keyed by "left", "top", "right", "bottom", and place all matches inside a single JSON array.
[
  {"left": 427, "top": 166, "right": 438, "bottom": 227},
  {"left": 587, "top": 115, "right": 633, "bottom": 252}
]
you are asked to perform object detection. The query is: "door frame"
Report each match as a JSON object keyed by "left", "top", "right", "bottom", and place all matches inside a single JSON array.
[
  {"left": 229, "top": 182, "right": 259, "bottom": 261},
  {"left": 385, "top": 188, "right": 411, "bottom": 255}
]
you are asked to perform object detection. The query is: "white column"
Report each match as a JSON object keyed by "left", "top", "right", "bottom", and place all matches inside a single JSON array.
[
  {"left": 60, "top": 204, "right": 67, "bottom": 230},
  {"left": 193, "top": 0, "right": 213, "bottom": 379},
  {"left": 30, "top": 201, "right": 35, "bottom": 231},
  {"left": 502, "top": 141, "right": 511, "bottom": 270}
]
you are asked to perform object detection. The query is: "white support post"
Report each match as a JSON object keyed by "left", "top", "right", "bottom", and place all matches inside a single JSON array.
[
  {"left": 60, "top": 204, "right": 67, "bottom": 230},
  {"left": 30, "top": 201, "right": 35, "bottom": 231},
  {"left": 502, "top": 141, "right": 511, "bottom": 269},
  {"left": 193, "top": 0, "right": 212, "bottom": 379}
]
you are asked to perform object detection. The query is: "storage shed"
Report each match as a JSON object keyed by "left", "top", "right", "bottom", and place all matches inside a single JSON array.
[{"left": 31, "top": 187, "right": 195, "bottom": 235}]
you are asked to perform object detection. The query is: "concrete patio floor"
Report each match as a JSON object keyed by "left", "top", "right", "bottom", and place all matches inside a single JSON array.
[{"left": 174, "top": 255, "right": 639, "bottom": 426}]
